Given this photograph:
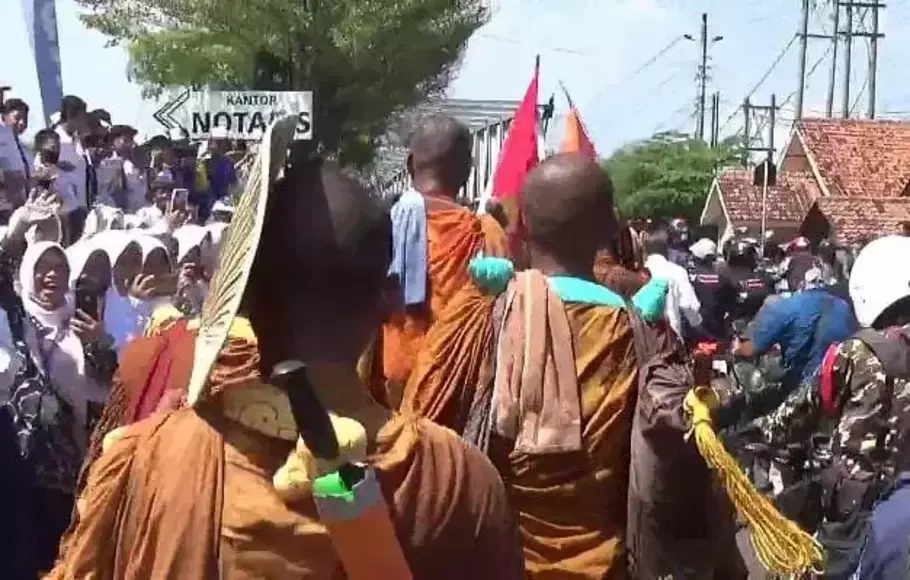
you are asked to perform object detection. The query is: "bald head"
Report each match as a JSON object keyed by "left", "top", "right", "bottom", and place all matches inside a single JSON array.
[
  {"left": 407, "top": 114, "right": 472, "bottom": 194},
  {"left": 522, "top": 153, "right": 615, "bottom": 256}
]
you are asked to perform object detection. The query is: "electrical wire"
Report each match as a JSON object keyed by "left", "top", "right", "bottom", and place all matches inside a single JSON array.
[
  {"left": 652, "top": 100, "right": 696, "bottom": 134},
  {"left": 584, "top": 35, "right": 685, "bottom": 109},
  {"left": 718, "top": 34, "right": 798, "bottom": 133}
]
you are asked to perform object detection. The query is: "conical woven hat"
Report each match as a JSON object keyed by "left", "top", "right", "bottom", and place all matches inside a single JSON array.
[{"left": 186, "top": 115, "right": 299, "bottom": 406}]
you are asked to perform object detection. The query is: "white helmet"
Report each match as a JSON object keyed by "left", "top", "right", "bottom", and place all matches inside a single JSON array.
[{"left": 849, "top": 235, "right": 910, "bottom": 327}]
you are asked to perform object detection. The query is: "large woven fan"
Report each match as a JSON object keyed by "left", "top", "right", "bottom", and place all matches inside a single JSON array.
[{"left": 186, "top": 115, "right": 300, "bottom": 405}]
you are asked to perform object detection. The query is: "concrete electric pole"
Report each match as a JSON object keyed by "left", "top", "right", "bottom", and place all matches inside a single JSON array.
[{"left": 686, "top": 13, "right": 722, "bottom": 142}]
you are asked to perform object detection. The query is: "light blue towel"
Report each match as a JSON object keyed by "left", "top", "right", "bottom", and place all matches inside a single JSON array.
[
  {"left": 468, "top": 256, "right": 668, "bottom": 322},
  {"left": 389, "top": 189, "right": 427, "bottom": 306}
]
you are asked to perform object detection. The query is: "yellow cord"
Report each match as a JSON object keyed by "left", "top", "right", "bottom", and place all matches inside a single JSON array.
[{"left": 684, "top": 386, "right": 825, "bottom": 576}]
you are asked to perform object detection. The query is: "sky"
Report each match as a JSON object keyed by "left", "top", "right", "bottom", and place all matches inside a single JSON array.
[{"left": 3, "top": 0, "right": 910, "bottom": 157}]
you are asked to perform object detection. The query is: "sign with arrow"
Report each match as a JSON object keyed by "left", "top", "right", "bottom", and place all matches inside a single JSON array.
[{"left": 152, "top": 90, "right": 313, "bottom": 141}]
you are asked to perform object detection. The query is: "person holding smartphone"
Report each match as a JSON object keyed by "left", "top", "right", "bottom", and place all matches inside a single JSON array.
[{"left": 0, "top": 241, "right": 117, "bottom": 572}]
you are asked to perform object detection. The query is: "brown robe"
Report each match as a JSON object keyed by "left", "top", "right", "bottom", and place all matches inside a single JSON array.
[
  {"left": 372, "top": 203, "right": 507, "bottom": 408},
  {"left": 49, "top": 403, "right": 524, "bottom": 579},
  {"left": 403, "top": 283, "right": 638, "bottom": 579}
]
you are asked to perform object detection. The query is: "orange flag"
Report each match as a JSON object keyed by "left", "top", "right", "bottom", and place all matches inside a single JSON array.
[{"left": 559, "top": 84, "right": 596, "bottom": 158}]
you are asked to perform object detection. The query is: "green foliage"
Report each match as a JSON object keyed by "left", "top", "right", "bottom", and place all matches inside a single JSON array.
[
  {"left": 77, "top": 0, "right": 488, "bottom": 166},
  {"left": 600, "top": 132, "right": 741, "bottom": 220}
]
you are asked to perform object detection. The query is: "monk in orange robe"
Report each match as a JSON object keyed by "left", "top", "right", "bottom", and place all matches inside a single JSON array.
[
  {"left": 373, "top": 115, "right": 507, "bottom": 408},
  {"left": 401, "top": 153, "right": 643, "bottom": 579},
  {"left": 50, "top": 126, "right": 523, "bottom": 579}
]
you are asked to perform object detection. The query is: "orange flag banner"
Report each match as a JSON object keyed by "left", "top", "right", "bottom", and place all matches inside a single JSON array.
[{"left": 560, "top": 106, "right": 596, "bottom": 159}]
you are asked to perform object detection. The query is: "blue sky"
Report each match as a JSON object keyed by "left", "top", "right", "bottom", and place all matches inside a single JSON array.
[{"left": 3, "top": 0, "right": 910, "bottom": 156}]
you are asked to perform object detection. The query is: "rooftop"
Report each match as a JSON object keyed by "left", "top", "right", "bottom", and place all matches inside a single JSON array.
[
  {"left": 797, "top": 118, "right": 910, "bottom": 198},
  {"left": 808, "top": 196, "right": 910, "bottom": 245},
  {"left": 715, "top": 167, "right": 820, "bottom": 223}
]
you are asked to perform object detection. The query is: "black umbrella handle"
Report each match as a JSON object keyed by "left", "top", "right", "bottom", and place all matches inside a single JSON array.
[{"left": 270, "top": 360, "right": 340, "bottom": 461}]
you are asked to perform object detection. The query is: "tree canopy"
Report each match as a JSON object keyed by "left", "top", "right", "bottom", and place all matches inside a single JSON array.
[
  {"left": 77, "top": 0, "right": 488, "bottom": 165},
  {"left": 601, "top": 132, "right": 741, "bottom": 221}
]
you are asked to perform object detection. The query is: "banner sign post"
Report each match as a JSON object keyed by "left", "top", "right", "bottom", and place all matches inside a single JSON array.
[{"left": 154, "top": 90, "right": 313, "bottom": 141}]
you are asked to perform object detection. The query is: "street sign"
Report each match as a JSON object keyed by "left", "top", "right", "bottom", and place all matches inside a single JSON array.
[{"left": 153, "top": 90, "right": 313, "bottom": 141}]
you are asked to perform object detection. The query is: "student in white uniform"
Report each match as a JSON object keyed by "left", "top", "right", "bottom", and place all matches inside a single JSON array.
[
  {"left": 0, "top": 99, "right": 31, "bottom": 219},
  {"left": 96, "top": 125, "right": 146, "bottom": 212},
  {"left": 53, "top": 96, "right": 93, "bottom": 243}
]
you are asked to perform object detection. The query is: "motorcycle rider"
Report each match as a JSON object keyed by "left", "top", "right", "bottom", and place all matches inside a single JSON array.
[
  {"left": 813, "top": 235, "right": 910, "bottom": 578},
  {"left": 723, "top": 239, "right": 773, "bottom": 332},
  {"left": 667, "top": 218, "right": 692, "bottom": 267},
  {"left": 687, "top": 237, "right": 733, "bottom": 343}
]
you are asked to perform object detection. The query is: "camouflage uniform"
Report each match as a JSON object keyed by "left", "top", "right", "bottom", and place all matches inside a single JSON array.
[{"left": 826, "top": 327, "right": 910, "bottom": 484}]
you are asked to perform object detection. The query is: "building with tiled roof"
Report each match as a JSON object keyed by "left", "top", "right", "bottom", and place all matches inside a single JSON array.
[
  {"left": 801, "top": 197, "right": 910, "bottom": 246},
  {"left": 784, "top": 118, "right": 910, "bottom": 198},
  {"left": 700, "top": 167, "right": 820, "bottom": 241},
  {"left": 703, "top": 117, "right": 910, "bottom": 244}
]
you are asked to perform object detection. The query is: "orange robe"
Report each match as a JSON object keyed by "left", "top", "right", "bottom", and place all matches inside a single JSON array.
[
  {"left": 374, "top": 206, "right": 507, "bottom": 408},
  {"left": 402, "top": 284, "right": 638, "bottom": 579},
  {"left": 49, "top": 405, "right": 524, "bottom": 579}
]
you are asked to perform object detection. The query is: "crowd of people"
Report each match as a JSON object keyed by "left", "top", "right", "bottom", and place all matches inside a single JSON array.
[
  {"left": 0, "top": 93, "right": 235, "bottom": 576},
  {"left": 0, "top": 106, "right": 907, "bottom": 579}
]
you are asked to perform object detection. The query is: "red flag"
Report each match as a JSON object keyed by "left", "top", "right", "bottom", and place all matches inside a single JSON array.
[{"left": 491, "top": 57, "right": 540, "bottom": 202}]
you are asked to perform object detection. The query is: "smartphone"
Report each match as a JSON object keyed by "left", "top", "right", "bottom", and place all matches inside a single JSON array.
[
  {"left": 169, "top": 188, "right": 189, "bottom": 213},
  {"left": 75, "top": 285, "right": 100, "bottom": 321}
]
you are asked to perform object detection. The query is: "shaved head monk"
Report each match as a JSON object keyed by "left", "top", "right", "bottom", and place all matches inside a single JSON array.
[
  {"left": 49, "top": 119, "right": 523, "bottom": 579},
  {"left": 403, "top": 152, "right": 643, "bottom": 578},
  {"left": 368, "top": 114, "right": 508, "bottom": 408}
]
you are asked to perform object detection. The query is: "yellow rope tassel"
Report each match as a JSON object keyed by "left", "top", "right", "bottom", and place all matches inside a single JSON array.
[{"left": 683, "top": 386, "right": 825, "bottom": 577}]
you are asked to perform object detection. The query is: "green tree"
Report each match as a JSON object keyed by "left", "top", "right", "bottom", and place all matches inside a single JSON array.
[
  {"left": 77, "top": 0, "right": 488, "bottom": 165},
  {"left": 601, "top": 132, "right": 741, "bottom": 220}
]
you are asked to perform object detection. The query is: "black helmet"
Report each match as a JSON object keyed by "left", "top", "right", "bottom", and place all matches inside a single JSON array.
[
  {"left": 727, "top": 239, "right": 758, "bottom": 269},
  {"left": 669, "top": 218, "right": 690, "bottom": 246}
]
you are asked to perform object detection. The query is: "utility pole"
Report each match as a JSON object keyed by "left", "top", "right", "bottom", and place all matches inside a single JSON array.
[
  {"left": 796, "top": 0, "right": 810, "bottom": 119},
  {"left": 740, "top": 95, "right": 778, "bottom": 165},
  {"left": 868, "top": 1, "right": 881, "bottom": 118},
  {"left": 741, "top": 94, "right": 778, "bottom": 244},
  {"left": 686, "top": 13, "right": 722, "bottom": 143},
  {"left": 697, "top": 13, "right": 708, "bottom": 141},
  {"left": 712, "top": 92, "right": 721, "bottom": 147},
  {"left": 834, "top": 1, "right": 886, "bottom": 118},
  {"left": 841, "top": 1, "right": 854, "bottom": 118},
  {"left": 826, "top": 3, "right": 840, "bottom": 117}
]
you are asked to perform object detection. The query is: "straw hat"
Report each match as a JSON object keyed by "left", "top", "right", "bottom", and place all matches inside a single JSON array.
[{"left": 186, "top": 115, "right": 299, "bottom": 405}]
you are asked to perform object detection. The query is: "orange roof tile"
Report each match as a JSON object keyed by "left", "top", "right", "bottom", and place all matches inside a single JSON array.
[
  {"left": 808, "top": 196, "right": 910, "bottom": 245},
  {"left": 797, "top": 118, "right": 910, "bottom": 198},
  {"left": 716, "top": 167, "right": 819, "bottom": 223}
]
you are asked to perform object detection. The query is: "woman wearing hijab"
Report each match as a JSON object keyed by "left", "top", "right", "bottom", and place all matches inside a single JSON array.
[
  {"left": 94, "top": 231, "right": 146, "bottom": 351},
  {"left": 134, "top": 234, "right": 177, "bottom": 332},
  {"left": 5, "top": 242, "right": 116, "bottom": 571}
]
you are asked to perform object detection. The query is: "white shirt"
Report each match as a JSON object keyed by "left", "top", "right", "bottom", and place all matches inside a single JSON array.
[
  {"left": 645, "top": 253, "right": 703, "bottom": 338},
  {"left": 54, "top": 125, "right": 90, "bottom": 212}
]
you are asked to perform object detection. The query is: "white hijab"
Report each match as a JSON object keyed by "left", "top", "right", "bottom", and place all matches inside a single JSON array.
[
  {"left": 19, "top": 242, "right": 104, "bottom": 440},
  {"left": 94, "top": 231, "right": 146, "bottom": 351},
  {"left": 133, "top": 233, "right": 175, "bottom": 332},
  {"left": 173, "top": 224, "right": 211, "bottom": 264},
  {"left": 66, "top": 239, "right": 111, "bottom": 289}
]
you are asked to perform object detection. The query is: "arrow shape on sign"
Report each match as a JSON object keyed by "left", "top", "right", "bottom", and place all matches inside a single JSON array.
[{"left": 153, "top": 89, "right": 190, "bottom": 132}]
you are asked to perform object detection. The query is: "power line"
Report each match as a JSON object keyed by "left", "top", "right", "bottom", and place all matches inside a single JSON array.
[
  {"left": 718, "top": 35, "right": 798, "bottom": 133},
  {"left": 584, "top": 35, "right": 685, "bottom": 109}
]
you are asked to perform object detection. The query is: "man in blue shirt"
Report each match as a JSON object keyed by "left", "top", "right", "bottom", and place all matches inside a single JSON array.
[{"left": 739, "top": 288, "right": 856, "bottom": 389}]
